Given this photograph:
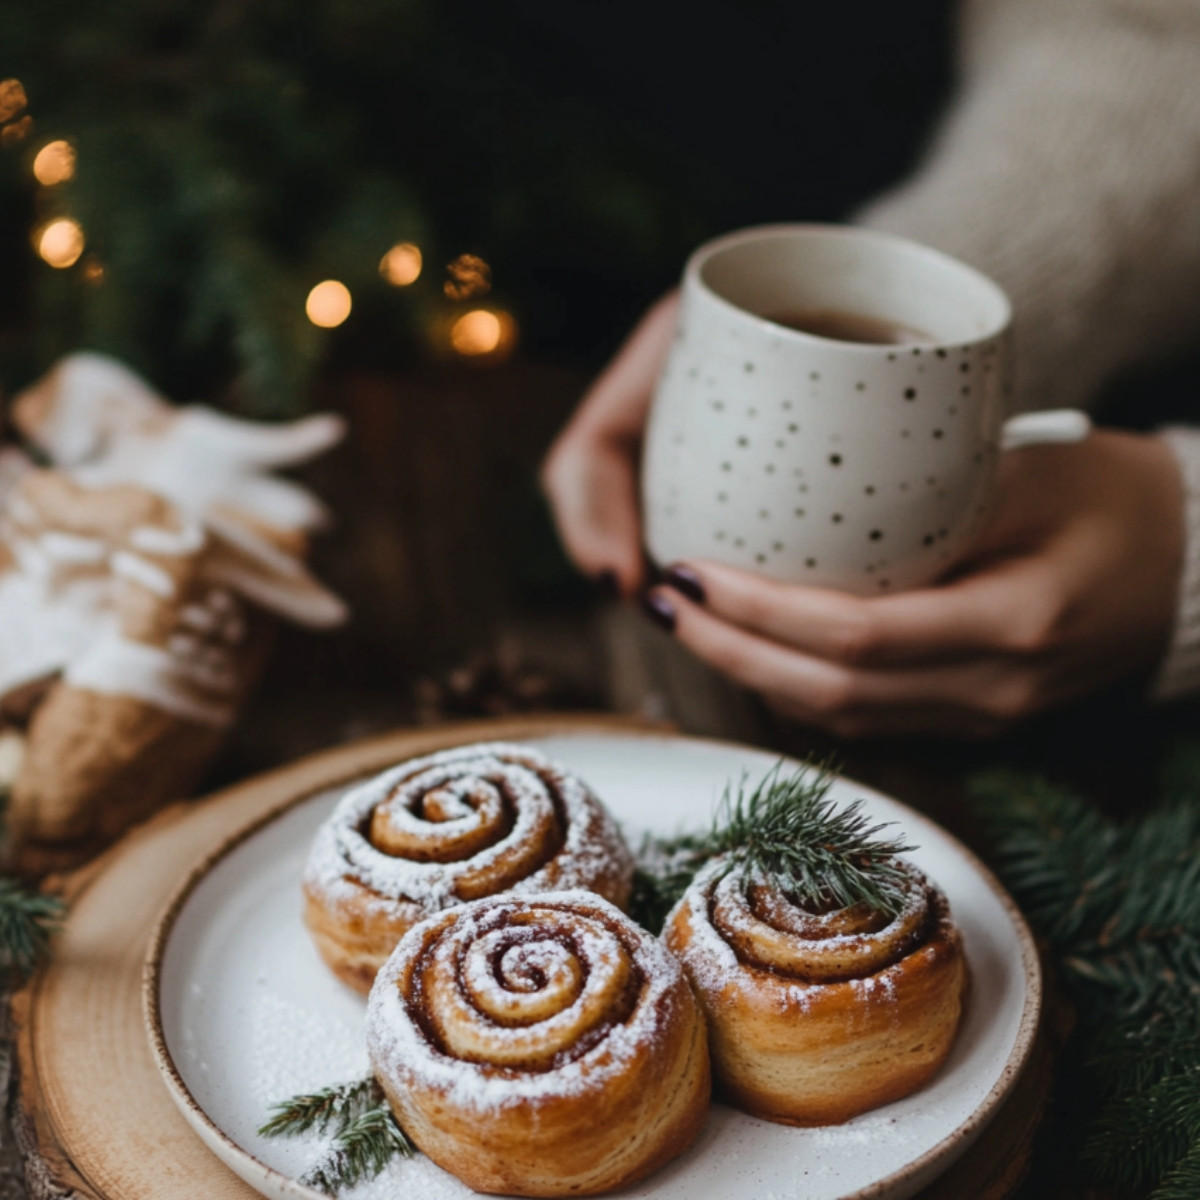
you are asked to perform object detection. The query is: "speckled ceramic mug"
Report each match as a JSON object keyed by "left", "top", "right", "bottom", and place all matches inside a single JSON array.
[{"left": 642, "top": 224, "right": 1090, "bottom": 595}]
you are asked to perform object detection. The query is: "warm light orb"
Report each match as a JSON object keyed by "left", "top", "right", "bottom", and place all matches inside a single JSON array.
[
  {"left": 306, "top": 280, "right": 352, "bottom": 328},
  {"left": 450, "top": 308, "right": 516, "bottom": 359},
  {"left": 80, "top": 254, "right": 105, "bottom": 285},
  {"left": 33, "top": 139, "right": 75, "bottom": 186},
  {"left": 444, "top": 253, "right": 492, "bottom": 300},
  {"left": 37, "top": 218, "right": 84, "bottom": 268},
  {"left": 380, "top": 242, "right": 422, "bottom": 287},
  {"left": 0, "top": 79, "right": 27, "bottom": 123}
]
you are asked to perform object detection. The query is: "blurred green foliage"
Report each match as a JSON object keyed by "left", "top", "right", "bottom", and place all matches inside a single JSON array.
[{"left": 0, "top": 0, "right": 707, "bottom": 413}]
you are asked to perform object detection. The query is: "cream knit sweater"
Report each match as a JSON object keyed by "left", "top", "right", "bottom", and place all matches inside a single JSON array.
[{"left": 857, "top": 0, "right": 1200, "bottom": 698}]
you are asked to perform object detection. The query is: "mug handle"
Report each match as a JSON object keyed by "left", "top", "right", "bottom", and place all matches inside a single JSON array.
[{"left": 1000, "top": 409, "right": 1092, "bottom": 451}]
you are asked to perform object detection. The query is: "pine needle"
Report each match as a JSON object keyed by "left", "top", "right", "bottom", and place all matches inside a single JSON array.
[
  {"left": 1089, "top": 1004, "right": 1200, "bottom": 1100},
  {"left": 1154, "top": 1132, "right": 1200, "bottom": 1200},
  {"left": 1084, "top": 1069, "right": 1200, "bottom": 1190},
  {"left": 258, "top": 1077, "right": 382, "bottom": 1139},
  {"left": 971, "top": 743, "right": 1200, "bottom": 1195},
  {"left": 629, "top": 761, "right": 915, "bottom": 931},
  {"left": 300, "top": 1106, "right": 415, "bottom": 1194},
  {"left": 0, "top": 877, "right": 63, "bottom": 980},
  {"left": 261, "top": 1076, "right": 416, "bottom": 1195}
]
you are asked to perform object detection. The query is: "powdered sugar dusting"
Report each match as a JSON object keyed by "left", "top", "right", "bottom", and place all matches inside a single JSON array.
[
  {"left": 666, "top": 858, "right": 937, "bottom": 1010},
  {"left": 709, "top": 861, "right": 929, "bottom": 981},
  {"left": 366, "top": 890, "right": 685, "bottom": 1113},
  {"left": 303, "top": 742, "right": 634, "bottom": 925}
]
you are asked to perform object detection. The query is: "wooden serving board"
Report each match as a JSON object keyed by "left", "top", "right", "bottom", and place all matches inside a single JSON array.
[{"left": 10, "top": 714, "right": 1051, "bottom": 1200}]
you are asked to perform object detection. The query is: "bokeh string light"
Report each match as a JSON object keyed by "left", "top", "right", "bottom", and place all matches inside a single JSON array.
[
  {"left": 450, "top": 308, "right": 516, "bottom": 361},
  {"left": 36, "top": 218, "right": 85, "bottom": 268},
  {"left": 0, "top": 79, "right": 32, "bottom": 148},
  {"left": 444, "top": 253, "right": 491, "bottom": 301},
  {"left": 0, "top": 80, "right": 26, "bottom": 122},
  {"left": 306, "top": 280, "right": 353, "bottom": 328},
  {"left": 80, "top": 255, "right": 105, "bottom": 285},
  {"left": 33, "top": 139, "right": 75, "bottom": 186},
  {"left": 380, "top": 242, "right": 422, "bottom": 286}
]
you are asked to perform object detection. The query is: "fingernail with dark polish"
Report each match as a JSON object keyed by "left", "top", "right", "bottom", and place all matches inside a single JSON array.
[
  {"left": 641, "top": 590, "right": 677, "bottom": 633},
  {"left": 663, "top": 563, "right": 706, "bottom": 604},
  {"left": 593, "top": 569, "right": 619, "bottom": 600}
]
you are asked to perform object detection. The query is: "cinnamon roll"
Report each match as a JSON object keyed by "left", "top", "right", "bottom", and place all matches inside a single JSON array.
[
  {"left": 303, "top": 742, "right": 634, "bottom": 992},
  {"left": 664, "top": 859, "right": 966, "bottom": 1125},
  {"left": 366, "top": 890, "right": 710, "bottom": 1197}
]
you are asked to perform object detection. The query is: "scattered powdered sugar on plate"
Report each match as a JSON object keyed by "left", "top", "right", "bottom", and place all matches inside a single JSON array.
[
  {"left": 156, "top": 733, "right": 1036, "bottom": 1200},
  {"left": 246, "top": 987, "right": 370, "bottom": 1108}
]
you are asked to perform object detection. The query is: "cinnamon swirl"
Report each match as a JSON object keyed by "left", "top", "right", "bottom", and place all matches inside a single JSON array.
[
  {"left": 366, "top": 890, "right": 710, "bottom": 1197},
  {"left": 664, "top": 859, "right": 965, "bottom": 1125},
  {"left": 302, "top": 742, "right": 634, "bottom": 992}
]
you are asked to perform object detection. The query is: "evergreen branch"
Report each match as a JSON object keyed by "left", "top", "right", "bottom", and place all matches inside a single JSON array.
[
  {"left": 711, "top": 764, "right": 916, "bottom": 913},
  {"left": 971, "top": 744, "right": 1200, "bottom": 1197},
  {"left": 1089, "top": 1005, "right": 1200, "bottom": 1101},
  {"left": 1083, "top": 1068, "right": 1200, "bottom": 1190},
  {"left": 627, "top": 837, "right": 712, "bottom": 934},
  {"left": 0, "top": 877, "right": 63, "bottom": 980},
  {"left": 970, "top": 769, "right": 1120, "bottom": 948},
  {"left": 975, "top": 765, "right": 1200, "bottom": 1016},
  {"left": 258, "top": 1076, "right": 382, "bottom": 1139},
  {"left": 1154, "top": 1132, "right": 1200, "bottom": 1200},
  {"left": 262, "top": 1076, "right": 416, "bottom": 1195},
  {"left": 300, "top": 1105, "right": 415, "bottom": 1195},
  {"left": 631, "top": 761, "right": 916, "bottom": 931}
]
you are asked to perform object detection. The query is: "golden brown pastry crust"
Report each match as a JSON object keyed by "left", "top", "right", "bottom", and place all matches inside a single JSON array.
[
  {"left": 664, "top": 860, "right": 966, "bottom": 1126},
  {"left": 366, "top": 890, "right": 711, "bottom": 1197},
  {"left": 302, "top": 743, "right": 635, "bottom": 992}
]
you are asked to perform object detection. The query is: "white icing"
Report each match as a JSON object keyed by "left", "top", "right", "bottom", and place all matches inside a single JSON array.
[
  {"left": 38, "top": 532, "right": 108, "bottom": 564},
  {"left": 204, "top": 555, "right": 348, "bottom": 629},
  {"left": 179, "top": 603, "right": 218, "bottom": 633},
  {"left": 11, "top": 537, "right": 52, "bottom": 581},
  {"left": 111, "top": 550, "right": 176, "bottom": 598},
  {"left": 66, "top": 632, "right": 236, "bottom": 726},
  {"left": 129, "top": 521, "right": 205, "bottom": 556},
  {"left": 0, "top": 353, "right": 349, "bottom": 720},
  {"left": 0, "top": 569, "right": 113, "bottom": 697}
]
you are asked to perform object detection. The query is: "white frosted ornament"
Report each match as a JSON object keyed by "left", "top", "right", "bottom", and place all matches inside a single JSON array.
[
  {"left": 11, "top": 352, "right": 345, "bottom": 536},
  {"left": 0, "top": 355, "right": 352, "bottom": 864}
]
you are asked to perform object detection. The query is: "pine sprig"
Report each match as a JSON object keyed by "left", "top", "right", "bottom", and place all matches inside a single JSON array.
[
  {"left": 1083, "top": 1069, "right": 1200, "bottom": 1191},
  {"left": 1154, "top": 1133, "right": 1200, "bottom": 1200},
  {"left": 629, "top": 761, "right": 915, "bottom": 931},
  {"left": 973, "top": 767, "right": 1200, "bottom": 1017},
  {"left": 971, "top": 745, "right": 1200, "bottom": 1196},
  {"left": 0, "top": 876, "right": 63, "bottom": 980},
  {"left": 258, "top": 1077, "right": 382, "bottom": 1139},
  {"left": 301, "top": 1106, "right": 415, "bottom": 1194},
  {"left": 1088, "top": 1004, "right": 1200, "bottom": 1100},
  {"left": 260, "top": 1075, "right": 415, "bottom": 1196}
]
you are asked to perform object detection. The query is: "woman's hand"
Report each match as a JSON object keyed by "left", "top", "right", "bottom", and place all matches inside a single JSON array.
[
  {"left": 541, "top": 293, "right": 678, "bottom": 597},
  {"left": 642, "top": 431, "right": 1185, "bottom": 738}
]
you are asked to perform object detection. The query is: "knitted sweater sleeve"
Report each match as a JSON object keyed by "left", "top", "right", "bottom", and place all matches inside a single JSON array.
[{"left": 856, "top": 0, "right": 1200, "bottom": 698}]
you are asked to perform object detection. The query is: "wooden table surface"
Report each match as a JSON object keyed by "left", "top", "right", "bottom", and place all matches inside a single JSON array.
[{"left": 10, "top": 713, "right": 1050, "bottom": 1200}]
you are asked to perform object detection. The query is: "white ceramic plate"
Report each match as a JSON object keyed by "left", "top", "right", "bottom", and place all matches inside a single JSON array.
[{"left": 145, "top": 732, "right": 1040, "bottom": 1200}]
